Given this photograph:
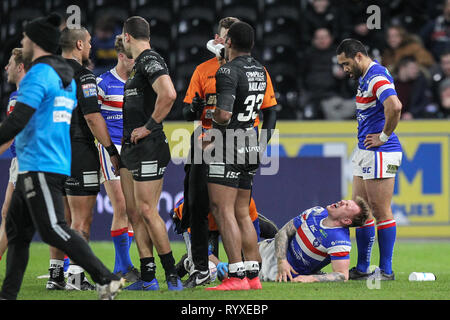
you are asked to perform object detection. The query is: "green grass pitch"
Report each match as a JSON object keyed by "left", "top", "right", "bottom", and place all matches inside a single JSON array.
[{"left": 0, "top": 240, "right": 449, "bottom": 300}]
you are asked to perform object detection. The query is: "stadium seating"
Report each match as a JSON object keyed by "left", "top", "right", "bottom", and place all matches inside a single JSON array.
[{"left": 218, "top": 0, "right": 260, "bottom": 25}]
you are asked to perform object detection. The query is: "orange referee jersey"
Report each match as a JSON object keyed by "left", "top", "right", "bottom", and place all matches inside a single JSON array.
[
  {"left": 183, "top": 57, "right": 277, "bottom": 129},
  {"left": 173, "top": 197, "right": 259, "bottom": 232}
]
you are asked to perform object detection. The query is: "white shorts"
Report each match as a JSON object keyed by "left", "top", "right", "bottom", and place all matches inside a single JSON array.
[
  {"left": 97, "top": 142, "right": 121, "bottom": 183},
  {"left": 352, "top": 149, "right": 402, "bottom": 180},
  {"left": 8, "top": 157, "right": 18, "bottom": 185},
  {"left": 258, "top": 239, "right": 278, "bottom": 282}
]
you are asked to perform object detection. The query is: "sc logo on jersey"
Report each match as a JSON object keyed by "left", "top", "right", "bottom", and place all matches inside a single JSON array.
[{"left": 362, "top": 167, "right": 372, "bottom": 174}]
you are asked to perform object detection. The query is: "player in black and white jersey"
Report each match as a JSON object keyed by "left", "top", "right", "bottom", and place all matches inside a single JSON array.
[
  {"left": 119, "top": 16, "right": 183, "bottom": 291},
  {"left": 46, "top": 27, "right": 121, "bottom": 292},
  {"left": 205, "top": 22, "right": 265, "bottom": 291}
]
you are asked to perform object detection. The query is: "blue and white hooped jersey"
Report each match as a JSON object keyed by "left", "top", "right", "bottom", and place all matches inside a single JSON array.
[
  {"left": 355, "top": 61, "right": 402, "bottom": 152},
  {"left": 97, "top": 68, "right": 125, "bottom": 145},
  {"left": 287, "top": 206, "right": 351, "bottom": 275},
  {"left": 6, "top": 90, "right": 18, "bottom": 157}
]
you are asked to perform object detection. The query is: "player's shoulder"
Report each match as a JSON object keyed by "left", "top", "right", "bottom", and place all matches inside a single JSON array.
[
  {"left": 97, "top": 69, "right": 116, "bottom": 85},
  {"left": 139, "top": 49, "right": 166, "bottom": 64},
  {"left": 195, "top": 57, "right": 219, "bottom": 76},
  {"left": 366, "top": 61, "right": 393, "bottom": 82},
  {"left": 9, "top": 90, "right": 18, "bottom": 100}
]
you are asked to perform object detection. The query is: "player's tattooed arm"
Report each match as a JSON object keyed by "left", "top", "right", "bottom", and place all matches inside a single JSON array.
[
  {"left": 293, "top": 258, "right": 349, "bottom": 283},
  {"left": 312, "top": 272, "right": 346, "bottom": 282},
  {"left": 274, "top": 219, "right": 299, "bottom": 282},
  {"left": 274, "top": 219, "right": 296, "bottom": 260},
  {"left": 291, "top": 272, "right": 346, "bottom": 283}
]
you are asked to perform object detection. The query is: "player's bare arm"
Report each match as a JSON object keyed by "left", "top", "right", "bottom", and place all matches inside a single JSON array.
[
  {"left": 292, "top": 259, "right": 349, "bottom": 283},
  {"left": 274, "top": 219, "right": 298, "bottom": 282},
  {"left": 131, "top": 75, "right": 176, "bottom": 144},
  {"left": 364, "top": 95, "right": 402, "bottom": 149}
]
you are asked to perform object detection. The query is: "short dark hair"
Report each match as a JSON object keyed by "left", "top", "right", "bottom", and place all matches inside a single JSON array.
[
  {"left": 123, "top": 16, "right": 150, "bottom": 40},
  {"left": 336, "top": 38, "right": 368, "bottom": 59},
  {"left": 59, "top": 27, "right": 88, "bottom": 52},
  {"left": 227, "top": 21, "right": 254, "bottom": 53},
  {"left": 217, "top": 17, "right": 240, "bottom": 34},
  {"left": 350, "top": 196, "right": 371, "bottom": 228}
]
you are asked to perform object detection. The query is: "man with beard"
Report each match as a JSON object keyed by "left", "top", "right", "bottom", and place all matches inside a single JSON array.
[
  {"left": 46, "top": 26, "right": 121, "bottom": 291},
  {"left": 0, "top": 13, "right": 124, "bottom": 300},
  {"left": 336, "top": 39, "right": 403, "bottom": 281},
  {"left": 119, "top": 16, "right": 183, "bottom": 291}
]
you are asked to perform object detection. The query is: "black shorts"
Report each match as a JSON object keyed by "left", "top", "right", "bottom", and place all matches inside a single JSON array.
[
  {"left": 64, "top": 140, "right": 100, "bottom": 196},
  {"left": 121, "top": 132, "right": 171, "bottom": 181},
  {"left": 207, "top": 162, "right": 258, "bottom": 189}
]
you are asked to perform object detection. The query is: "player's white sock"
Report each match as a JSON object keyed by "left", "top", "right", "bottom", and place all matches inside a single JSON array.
[{"left": 228, "top": 262, "right": 245, "bottom": 279}]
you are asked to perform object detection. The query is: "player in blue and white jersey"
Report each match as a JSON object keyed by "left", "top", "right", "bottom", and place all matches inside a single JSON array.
[
  {"left": 0, "top": 48, "right": 29, "bottom": 263},
  {"left": 337, "top": 39, "right": 403, "bottom": 281},
  {"left": 259, "top": 197, "right": 370, "bottom": 283},
  {"left": 96, "top": 35, "right": 139, "bottom": 281}
]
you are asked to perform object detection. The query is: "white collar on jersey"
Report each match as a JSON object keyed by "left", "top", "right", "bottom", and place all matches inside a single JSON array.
[
  {"left": 320, "top": 218, "right": 342, "bottom": 229},
  {"left": 111, "top": 67, "right": 126, "bottom": 84},
  {"left": 361, "top": 61, "right": 377, "bottom": 79}
]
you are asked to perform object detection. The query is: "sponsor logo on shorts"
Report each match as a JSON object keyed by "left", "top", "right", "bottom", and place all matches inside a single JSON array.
[
  {"left": 386, "top": 164, "right": 399, "bottom": 174},
  {"left": 82, "top": 171, "right": 99, "bottom": 187},
  {"left": 141, "top": 160, "right": 158, "bottom": 178}
]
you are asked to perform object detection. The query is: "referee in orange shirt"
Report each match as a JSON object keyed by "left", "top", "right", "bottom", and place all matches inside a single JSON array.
[{"left": 181, "top": 17, "right": 277, "bottom": 288}]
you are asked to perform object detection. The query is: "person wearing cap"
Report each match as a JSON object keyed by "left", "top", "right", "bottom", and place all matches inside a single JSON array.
[{"left": 0, "top": 13, "right": 124, "bottom": 300}]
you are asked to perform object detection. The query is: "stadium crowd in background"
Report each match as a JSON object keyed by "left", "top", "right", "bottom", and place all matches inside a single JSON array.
[{"left": 1, "top": 0, "right": 450, "bottom": 121}]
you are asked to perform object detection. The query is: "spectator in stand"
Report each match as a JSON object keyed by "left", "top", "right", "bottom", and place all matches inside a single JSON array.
[
  {"left": 420, "top": 0, "right": 450, "bottom": 61},
  {"left": 299, "top": 28, "right": 354, "bottom": 120},
  {"left": 437, "top": 78, "right": 450, "bottom": 118},
  {"left": 394, "top": 56, "right": 432, "bottom": 120},
  {"left": 430, "top": 50, "right": 450, "bottom": 105},
  {"left": 91, "top": 15, "right": 122, "bottom": 76},
  {"left": 339, "top": 0, "right": 388, "bottom": 61},
  {"left": 381, "top": 25, "right": 435, "bottom": 73},
  {"left": 301, "top": 0, "right": 340, "bottom": 48}
]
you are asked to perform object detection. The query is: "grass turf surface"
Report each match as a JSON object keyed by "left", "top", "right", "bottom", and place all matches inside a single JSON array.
[{"left": 0, "top": 240, "right": 449, "bottom": 300}]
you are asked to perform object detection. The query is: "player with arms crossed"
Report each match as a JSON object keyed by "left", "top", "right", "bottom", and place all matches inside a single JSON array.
[
  {"left": 337, "top": 39, "right": 403, "bottom": 280},
  {"left": 205, "top": 22, "right": 265, "bottom": 291},
  {"left": 46, "top": 26, "right": 121, "bottom": 291},
  {"left": 261, "top": 198, "right": 370, "bottom": 283}
]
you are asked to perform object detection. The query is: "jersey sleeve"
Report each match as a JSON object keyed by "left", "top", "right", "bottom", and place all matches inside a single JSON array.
[
  {"left": 368, "top": 73, "right": 397, "bottom": 104},
  {"left": 140, "top": 54, "right": 169, "bottom": 85},
  {"left": 16, "top": 64, "right": 48, "bottom": 110},
  {"left": 78, "top": 71, "right": 101, "bottom": 115},
  {"left": 183, "top": 66, "right": 204, "bottom": 104},
  {"left": 326, "top": 234, "right": 352, "bottom": 261},
  {"left": 261, "top": 68, "right": 277, "bottom": 109},
  {"left": 96, "top": 76, "right": 106, "bottom": 107},
  {"left": 215, "top": 65, "right": 238, "bottom": 113}
]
